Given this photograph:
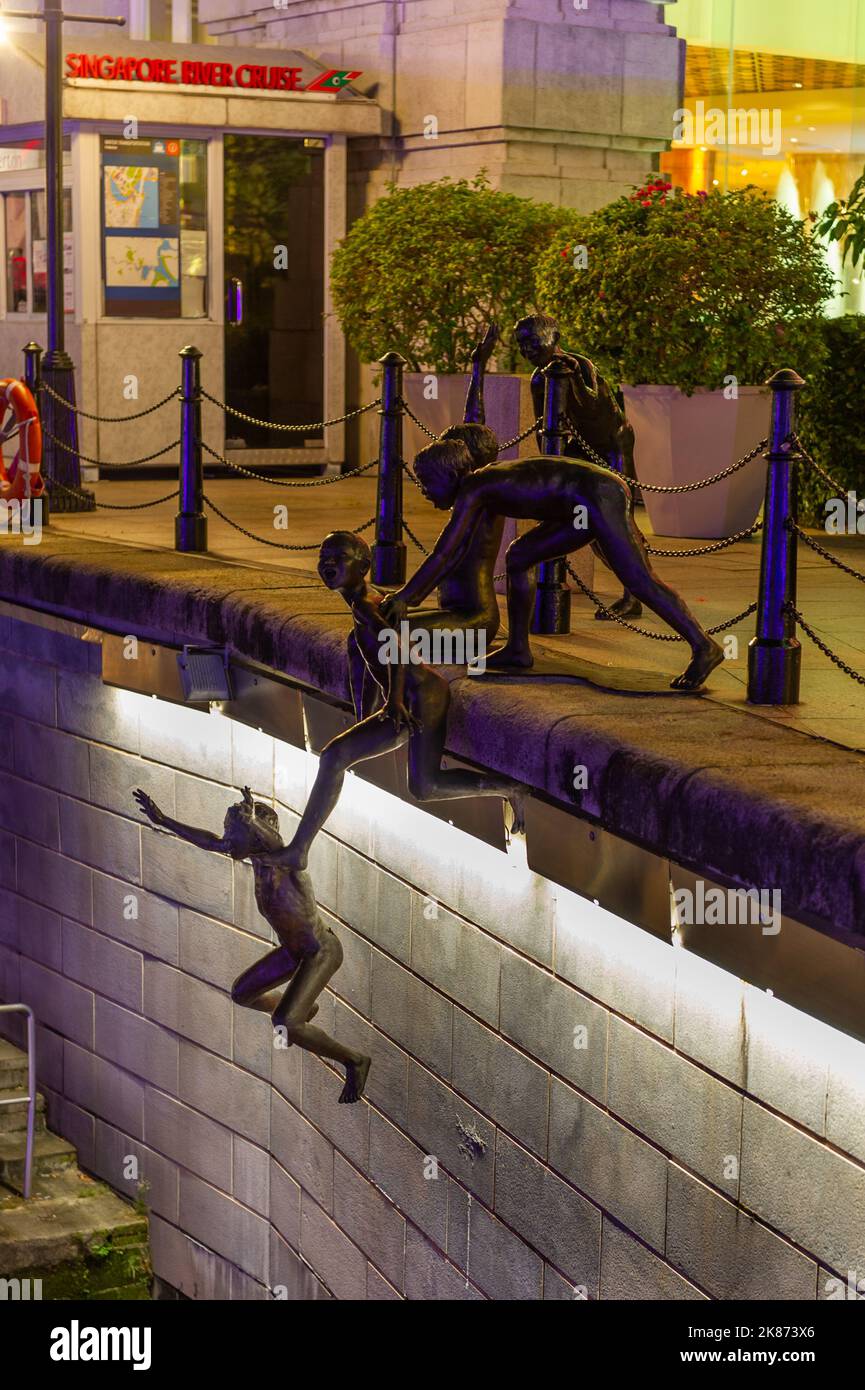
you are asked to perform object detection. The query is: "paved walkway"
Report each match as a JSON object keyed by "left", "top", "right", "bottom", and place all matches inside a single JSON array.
[{"left": 44, "top": 475, "right": 865, "bottom": 755}]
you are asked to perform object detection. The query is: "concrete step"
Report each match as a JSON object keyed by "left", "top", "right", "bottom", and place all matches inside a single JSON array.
[
  {"left": 0, "top": 1128, "right": 77, "bottom": 1195},
  {"left": 0, "top": 1087, "right": 47, "bottom": 1135},
  {"left": 0, "top": 1039, "right": 29, "bottom": 1092},
  {"left": 0, "top": 1167, "right": 149, "bottom": 1292}
]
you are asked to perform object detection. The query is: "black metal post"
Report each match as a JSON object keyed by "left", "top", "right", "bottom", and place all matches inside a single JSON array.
[
  {"left": 22, "top": 341, "right": 42, "bottom": 397},
  {"left": 747, "top": 368, "right": 805, "bottom": 705},
  {"left": 22, "top": 341, "right": 48, "bottom": 524},
  {"left": 372, "top": 351, "right": 407, "bottom": 585},
  {"left": 37, "top": 0, "right": 92, "bottom": 512},
  {"left": 531, "top": 358, "right": 572, "bottom": 635},
  {"left": 5, "top": 2, "right": 123, "bottom": 509},
  {"left": 176, "top": 346, "right": 207, "bottom": 553}
]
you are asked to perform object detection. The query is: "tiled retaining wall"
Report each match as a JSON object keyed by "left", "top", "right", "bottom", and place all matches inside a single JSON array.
[{"left": 1, "top": 609, "right": 864, "bottom": 1301}]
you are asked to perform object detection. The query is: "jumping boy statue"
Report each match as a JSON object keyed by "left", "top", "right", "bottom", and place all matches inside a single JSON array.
[{"left": 133, "top": 786, "right": 372, "bottom": 1104}]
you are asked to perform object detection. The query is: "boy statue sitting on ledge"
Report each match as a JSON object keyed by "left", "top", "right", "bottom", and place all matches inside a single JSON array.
[{"left": 133, "top": 786, "right": 371, "bottom": 1104}]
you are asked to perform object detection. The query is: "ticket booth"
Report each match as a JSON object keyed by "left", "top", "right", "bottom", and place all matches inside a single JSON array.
[{"left": 0, "top": 36, "right": 381, "bottom": 472}]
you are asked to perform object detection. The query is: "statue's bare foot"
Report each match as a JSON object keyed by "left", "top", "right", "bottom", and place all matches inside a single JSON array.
[
  {"left": 339, "top": 1055, "right": 371, "bottom": 1104},
  {"left": 595, "top": 593, "right": 643, "bottom": 621},
  {"left": 670, "top": 638, "right": 724, "bottom": 691},
  {"left": 508, "top": 789, "right": 526, "bottom": 836},
  {"left": 486, "top": 643, "right": 533, "bottom": 671}
]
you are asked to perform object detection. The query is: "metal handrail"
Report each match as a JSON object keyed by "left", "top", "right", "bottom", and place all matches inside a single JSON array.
[{"left": 0, "top": 1005, "right": 36, "bottom": 1199}]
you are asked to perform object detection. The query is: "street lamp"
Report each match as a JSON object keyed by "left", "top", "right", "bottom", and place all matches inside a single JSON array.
[{"left": 1, "top": 2, "right": 125, "bottom": 511}]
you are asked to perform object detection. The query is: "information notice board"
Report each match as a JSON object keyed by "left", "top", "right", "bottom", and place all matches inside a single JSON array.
[{"left": 101, "top": 136, "right": 182, "bottom": 317}]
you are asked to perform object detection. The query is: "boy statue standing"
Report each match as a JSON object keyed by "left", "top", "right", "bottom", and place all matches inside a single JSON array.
[{"left": 514, "top": 312, "right": 641, "bottom": 621}]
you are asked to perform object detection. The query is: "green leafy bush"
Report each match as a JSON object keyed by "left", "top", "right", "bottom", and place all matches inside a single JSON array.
[
  {"left": 814, "top": 166, "right": 865, "bottom": 270},
  {"left": 797, "top": 315, "right": 865, "bottom": 526},
  {"left": 330, "top": 175, "right": 569, "bottom": 373},
  {"left": 534, "top": 180, "right": 835, "bottom": 394}
]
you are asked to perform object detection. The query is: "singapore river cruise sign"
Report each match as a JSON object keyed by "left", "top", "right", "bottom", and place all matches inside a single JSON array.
[{"left": 65, "top": 55, "right": 362, "bottom": 93}]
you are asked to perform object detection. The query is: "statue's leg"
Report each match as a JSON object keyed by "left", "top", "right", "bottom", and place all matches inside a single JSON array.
[
  {"left": 272, "top": 929, "right": 371, "bottom": 1104},
  {"left": 231, "top": 945, "right": 297, "bottom": 1014},
  {"left": 592, "top": 495, "right": 724, "bottom": 690},
  {"left": 593, "top": 433, "right": 642, "bottom": 620},
  {"left": 287, "top": 713, "right": 408, "bottom": 865},
  {"left": 399, "top": 605, "right": 498, "bottom": 664},
  {"left": 487, "top": 520, "right": 590, "bottom": 669},
  {"left": 406, "top": 674, "right": 522, "bottom": 808}
]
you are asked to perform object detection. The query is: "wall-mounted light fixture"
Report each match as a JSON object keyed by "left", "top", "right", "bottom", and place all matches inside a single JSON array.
[{"left": 177, "top": 645, "right": 232, "bottom": 703}]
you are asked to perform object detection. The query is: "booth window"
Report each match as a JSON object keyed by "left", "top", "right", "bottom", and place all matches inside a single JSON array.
[
  {"left": 3, "top": 187, "right": 73, "bottom": 317},
  {"left": 101, "top": 136, "right": 208, "bottom": 319}
]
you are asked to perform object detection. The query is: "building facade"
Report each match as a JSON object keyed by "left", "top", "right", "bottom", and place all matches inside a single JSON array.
[
  {"left": 0, "top": 2, "right": 682, "bottom": 469},
  {"left": 1, "top": 0, "right": 864, "bottom": 468}
]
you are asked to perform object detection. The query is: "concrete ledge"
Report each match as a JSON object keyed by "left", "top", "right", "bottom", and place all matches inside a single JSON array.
[{"left": 0, "top": 533, "right": 863, "bottom": 945}]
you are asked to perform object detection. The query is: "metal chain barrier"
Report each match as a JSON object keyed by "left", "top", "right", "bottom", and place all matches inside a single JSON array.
[
  {"left": 787, "top": 603, "right": 865, "bottom": 687},
  {"left": 202, "top": 493, "right": 375, "bottom": 550},
  {"left": 401, "top": 459, "right": 422, "bottom": 490},
  {"left": 400, "top": 399, "right": 440, "bottom": 440},
  {"left": 399, "top": 402, "right": 542, "bottom": 453},
  {"left": 46, "top": 478, "right": 179, "bottom": 510},
  {"left": 40, "top": 381, "right": 180, "bottom": 423},
  {"left": 498, "top": 417, "right": 543, "bottom": 451},
  {"left": 43, "top": 427, "right": 181, "bottom": 469},
  {"left": 566, "top": 560, "right": 756, "bottom": 640},
  {"left": 200, "top": 390, "right": 381, "bottom": 433},
  {"left": 789, "top": 520, "right": 865, "bottom": 585},
  {"left": 788, "top": 432, "right": 845, "bottom": 496},
  {"left": 647, "top": 521, "right": 763, "bottom": 557},
  {"left": 201, "top": 442, "right": 379, "bottom": 487},
  {"left": 570, "top": 424, "right": 769, "bottom": 494},
  {"left": 403, "top": 520, "right": 430, "bottom": 556}
]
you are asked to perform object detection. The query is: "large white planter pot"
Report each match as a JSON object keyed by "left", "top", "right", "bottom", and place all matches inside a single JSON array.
[
  {"left": 359, "top": 370, "right": 535, "bottom": 465},
  {"left": 622, "top": 384, "right": 770, "bottom": 539}
]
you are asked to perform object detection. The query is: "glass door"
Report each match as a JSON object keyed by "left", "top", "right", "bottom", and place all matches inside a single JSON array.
[{"left": 223, "top": 134, "right": 325, "bottom": 455}]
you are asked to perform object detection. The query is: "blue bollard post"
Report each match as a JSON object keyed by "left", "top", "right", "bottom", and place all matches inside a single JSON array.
[
  {"left": 531, "top": 357, "right": 572, "bottom": 634},
  {"left": 747, "top": 368, "right": 805, "bottom": 704},
  {"left": 372, "top": 351, "right": 407, "bottom": 586},
  {"left": 176, "top": 345, "right": 207, "bottom": 553}
]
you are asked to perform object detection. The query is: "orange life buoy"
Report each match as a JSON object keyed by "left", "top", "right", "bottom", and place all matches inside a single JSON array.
[{"left": 0, "top": 379, "right": 43, "bottom": 503}]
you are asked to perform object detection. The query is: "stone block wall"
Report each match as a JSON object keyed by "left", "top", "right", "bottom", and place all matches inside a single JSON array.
[
  {"left": 1, "top": 607, "right": 865, "bottom": 1300},
  {"left": 201, "top": 0, "right": 683, "bottom": 214}
]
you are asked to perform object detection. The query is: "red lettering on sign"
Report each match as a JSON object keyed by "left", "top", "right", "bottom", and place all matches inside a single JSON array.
[{"left": 64, "top": 52, "right": 363, "bottom": 92}]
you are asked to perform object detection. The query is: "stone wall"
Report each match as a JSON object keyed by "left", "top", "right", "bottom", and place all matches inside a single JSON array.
[
  {"left": 1, "top": 606, "right": 865, "bottom": 1300},
  {"left": 201, "top": 0, "right": 684, "bottom": 215}
]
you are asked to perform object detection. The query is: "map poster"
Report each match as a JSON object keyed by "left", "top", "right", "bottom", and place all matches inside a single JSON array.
[{"left": 101, "top": 136, "right": 182, "bottom": 317}]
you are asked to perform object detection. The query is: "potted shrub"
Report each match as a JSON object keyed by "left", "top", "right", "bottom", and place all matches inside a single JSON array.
[
  {"left": 797, "top": 315, "right": 865, "bottom": 527},
  {"left": 330, "top": 174, "right": 569, "bottom": 464},
  {"left": 534, "top": 182, "right": 835, "bottom": 537}
]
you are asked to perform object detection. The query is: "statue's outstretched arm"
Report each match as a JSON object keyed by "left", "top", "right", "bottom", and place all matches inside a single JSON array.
[
  {"left": 133, "top": 788, "right": 227, "bottom": 852},
  {"left": 383, "top": 490, "right": 485, "bottom": 614},
  {"left": 463, "top": 322, "right": 499, "bottom": 425}
]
